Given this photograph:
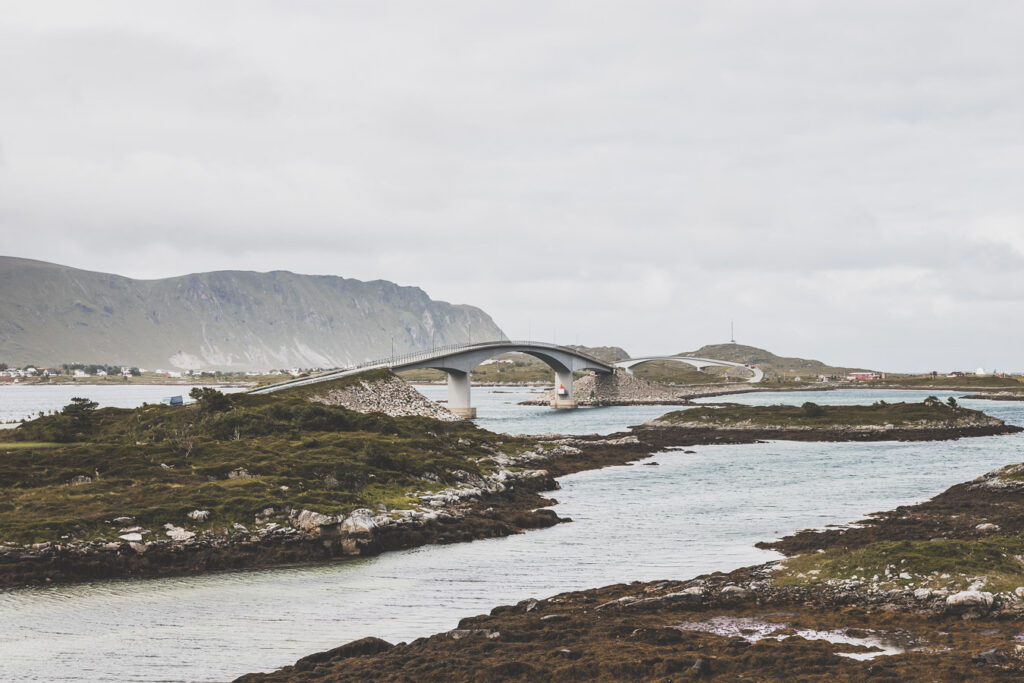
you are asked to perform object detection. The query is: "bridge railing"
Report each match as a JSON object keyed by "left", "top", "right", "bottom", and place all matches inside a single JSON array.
[{"left": 345, "top": 339, "right": 612, "bottom": 372}]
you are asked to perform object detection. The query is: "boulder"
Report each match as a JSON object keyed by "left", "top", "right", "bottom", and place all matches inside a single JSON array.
[
  {"left": 188, "top": 510, "right": 211, "bottom": 522},
  {"left": 945, "top": 590, "right": 994, "bottom": 615},
  {"left": 719, "top": 585, "right": 752, "bottom": 600},
  {"left": 292, "top": 509, "right": 337, "bottom": 532},
  {"left": 341, "top": 509, "right": 378, "bottom": 535},
  {"left": 165, "top": 526, "right": 196, "bottom": 542},
  {"left": 118, "top": 532, "right": 143, "bottom": 542}
]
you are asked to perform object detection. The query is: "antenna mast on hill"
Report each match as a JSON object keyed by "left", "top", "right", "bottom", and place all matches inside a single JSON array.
[{"left": 730, "top": 320, "right": 736, "bottom": 344}]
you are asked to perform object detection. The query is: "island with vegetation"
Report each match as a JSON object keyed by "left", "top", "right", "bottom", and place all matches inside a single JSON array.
[
  {"left": 2, "top": 379, "right": 1020, "bottom": 589},
  {"left": 961, "top": 390, "right": 1024, "bottom": 402},
  {"left": 0, "top": 383, "right": 580, "bottom": 587},
  {"left": 643, "top": 397, "right": 1019, "bottom": 441}
]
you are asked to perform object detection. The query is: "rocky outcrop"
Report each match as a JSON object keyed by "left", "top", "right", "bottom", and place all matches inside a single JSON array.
[
  {"left": 522, "top": 369, "right": 693, "bottom": 406},
  {"left": 308, "top": 373, "right": 460, "bottom": 421}
]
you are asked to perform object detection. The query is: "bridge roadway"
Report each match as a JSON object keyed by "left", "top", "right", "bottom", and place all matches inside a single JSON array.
[
  {"left": 613, "top": 356, "right": 764, "bottom": 383},
  {"left": 249, "top": 340, "right": 762, "bottom": 418}
]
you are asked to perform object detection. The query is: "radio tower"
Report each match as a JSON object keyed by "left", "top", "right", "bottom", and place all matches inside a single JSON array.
[{"left": 730, "top": 320, "right": 736, "bottom": 344}]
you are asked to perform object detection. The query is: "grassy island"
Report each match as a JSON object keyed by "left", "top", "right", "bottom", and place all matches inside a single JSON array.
[
  {"left": 646, "top": 397, "right": 1004, "bottom": 429},
  {"left": 0, "top": 387, "right": 524, "bottom": 545}
]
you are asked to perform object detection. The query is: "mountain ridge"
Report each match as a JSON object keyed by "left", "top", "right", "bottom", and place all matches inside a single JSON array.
[{"left": 0, "top": 256, "right": 504, "bottom": 371}]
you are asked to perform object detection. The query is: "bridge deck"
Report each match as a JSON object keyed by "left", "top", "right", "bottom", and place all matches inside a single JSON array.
[{"left": 248, "top": 340, "right": 614, "bottom": 395}]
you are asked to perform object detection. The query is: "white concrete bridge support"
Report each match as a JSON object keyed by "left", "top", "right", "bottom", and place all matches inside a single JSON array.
[
  {"left": 446, "top": 370, "right": 476, "bottom": 419},
  {"left": 550, "top": 369, "right": 577, "bottom": 410}
]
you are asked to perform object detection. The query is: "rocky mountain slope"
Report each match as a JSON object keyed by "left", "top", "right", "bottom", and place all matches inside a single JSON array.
[{"left": 0, "top": 256, "right": 504, "bottom": 371}]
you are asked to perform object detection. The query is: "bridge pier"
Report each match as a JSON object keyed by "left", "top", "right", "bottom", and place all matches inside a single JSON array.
[
  {"left": 550, "top": 369, "right": 577, "bottom": 410},
  {"left": 446, "top": 370, "right": 476, "bottom": 419}
]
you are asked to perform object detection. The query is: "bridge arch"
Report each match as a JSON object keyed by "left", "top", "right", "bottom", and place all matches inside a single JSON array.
[
  {"left": 249, "top": 341, "right": 613, "bottom": 418},
  {"left": 398, "top": 342, "right": 613, "bottom": 417},
  {"left": 613, "top": 356, "right": 764, "bottom": 383}
]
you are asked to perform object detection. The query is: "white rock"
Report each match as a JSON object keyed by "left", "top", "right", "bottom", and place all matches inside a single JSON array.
[
  {"left": 188, "top": 510, "right": 211, "bottom": 521},
  {"left": 165, "top": 526, "right": 195, "bottom": 542},
  {"left": 720, "top": 585, "right": 751, "bottom": 598},
  {"left": 119, "top": 533, "right": 143, "bottom": 542},
  {"left": 946, "top": 590, "right": 994, "bottom": 608},
  {"left": 340, "top": 509, "right": 378, "bottom": 535},
  {"left": 292, "top": 509, "right": 336, "bottom": 531},
  {"left": 913, "top": 588, "right": 933, "bottom": 600},
  {"left": 899, "top": 572, "right": 912, "bottom": 580},
  {"left": 975, "top": 523, "right": 1000, "bottom": 532}
]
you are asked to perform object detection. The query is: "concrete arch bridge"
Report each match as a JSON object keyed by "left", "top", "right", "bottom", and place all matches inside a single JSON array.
[
  {"left": 249, "top": 341, "right": 613, "bottom": 418},
  {"left": 250, "top": 341, "right": 762, "bottom": 418},
  {"left": 613, "top": 356, "right": 764, "bottom": 383}
]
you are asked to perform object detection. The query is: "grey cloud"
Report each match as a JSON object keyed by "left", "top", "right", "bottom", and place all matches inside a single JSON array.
[{"left": 2, "top": 1, "right": 1024, "bottom": 370}]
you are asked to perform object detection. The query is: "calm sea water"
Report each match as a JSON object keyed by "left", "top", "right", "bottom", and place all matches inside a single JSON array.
[
  {"left": 0, "top": 386, "right": 1021, "bottom": 681},
  {"left": 0, "top": 384, "right": 246, "bottom": 424}
]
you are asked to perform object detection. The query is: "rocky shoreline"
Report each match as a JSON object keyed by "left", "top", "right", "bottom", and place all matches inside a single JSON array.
[
  {"left": 237, "top": 435, "right": 1024, "bottom": 682},
  {"left": 961, "top": 392, "right": 1024, "bottom": 402},
  {"left": 1, "top": 421, "right": 1017, "bottom": 589},
  {"left": 0, "top": 435, "right": 648, "bottom": 589},
  {"left": 520, "top": 370, "right": 746, "bottom": 406},
  {"left": 236, "top": 563, "right": 1024, "bottom": 681}
]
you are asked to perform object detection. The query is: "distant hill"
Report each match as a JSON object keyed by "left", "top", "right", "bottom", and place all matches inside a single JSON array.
[
  {"left": 564, "top": 345, "right": 630, "bottom": 362},
  {"left": 0, "top": 256, "right": 505, "bottom": 371},
  {"left": 678, "top": 343, "right": 872, "bottom": 378}
]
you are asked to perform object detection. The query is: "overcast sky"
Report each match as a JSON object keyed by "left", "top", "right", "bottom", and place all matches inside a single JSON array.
[{"left": 2, "top": 2, "right": 1023, "bottom": 371}]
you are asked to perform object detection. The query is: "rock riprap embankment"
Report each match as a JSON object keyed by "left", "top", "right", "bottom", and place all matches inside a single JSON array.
[
  {"left": 308, "top": 373, "right": 459, "bottom": 421},
  {"left": 523, "top": 369, "right": 695, "bottom": 406}
]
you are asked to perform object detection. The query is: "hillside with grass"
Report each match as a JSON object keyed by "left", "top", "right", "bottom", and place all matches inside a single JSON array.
[
  {"left": 0, "top": 389, "right": 524, "bottom": 545},
  {"left": 677, "top": 343, "right": 871, "bottom": 379}
]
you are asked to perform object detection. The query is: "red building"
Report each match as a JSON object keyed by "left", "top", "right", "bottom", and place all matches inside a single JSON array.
[{"left": 846, "top": 372, "right": 880, "bottom": 381}]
